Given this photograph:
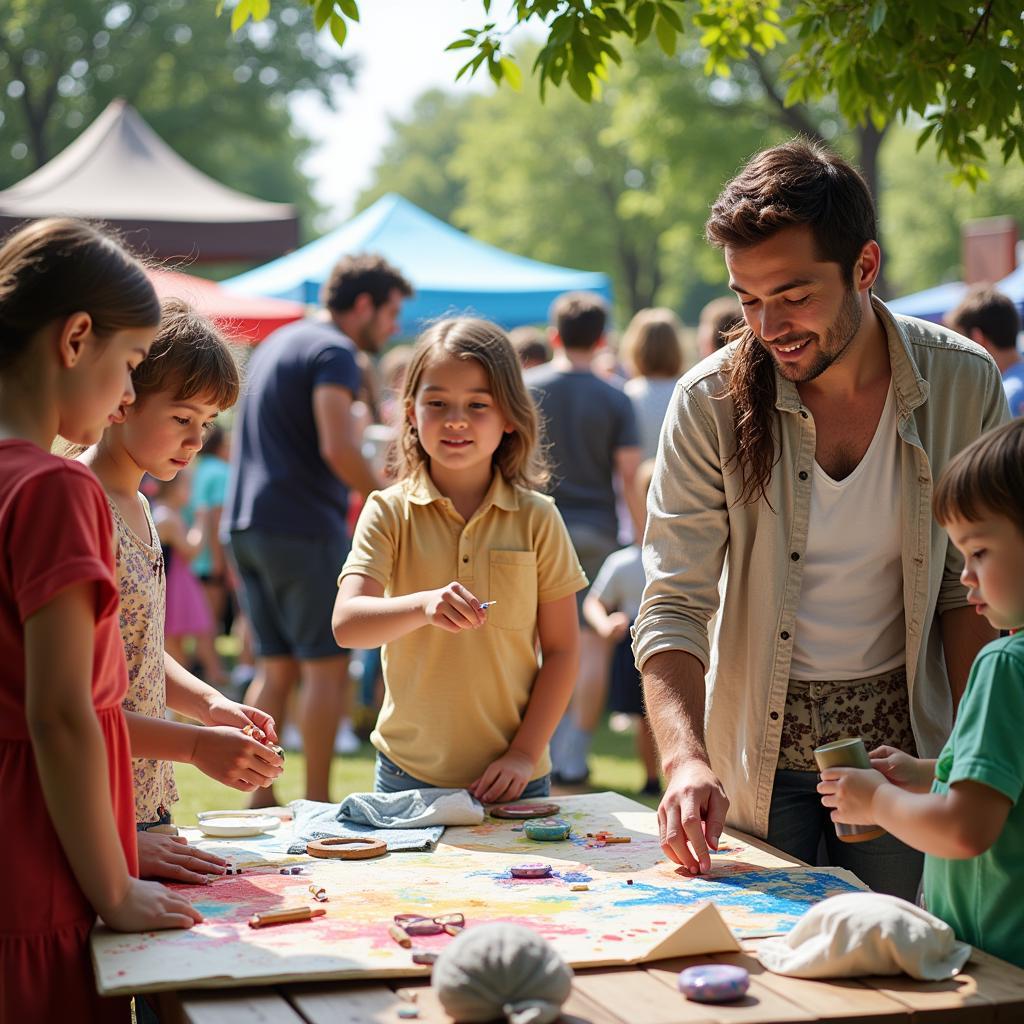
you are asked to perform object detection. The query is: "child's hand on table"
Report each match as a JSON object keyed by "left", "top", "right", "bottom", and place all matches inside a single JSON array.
[
  {"left": 204, "top": 693, "right": 278, "bottom": 745},
  {"left": 137, "top": 831, "right": 227, "bottom": 884},
  {"left": 470, "top": 749, "right": 534, "bottom": 804},
  {"left": 190, "top": 727, "right": 284, "bottom": 792},
  {"left": 817, "top": 767, "right": 888, "bottom": 825},
  {"left": 869, "top": 745, "right": 934, "bottom": 793},
  {"left": 100, "top": 878, "right": 203, "bottom": 932},
  {"left": 423, "top": 582, "right": 485, "bottom": 633}
]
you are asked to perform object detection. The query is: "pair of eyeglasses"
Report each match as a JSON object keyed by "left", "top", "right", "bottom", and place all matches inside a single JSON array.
[{"left": 393, "top": 912, "right": 465, "bottom": 936}]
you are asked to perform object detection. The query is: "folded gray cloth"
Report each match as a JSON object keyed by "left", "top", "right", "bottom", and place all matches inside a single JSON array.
[
  {"left": 339, "top": 788, "right": 484, "bottom": 829},
  {"left": 287, "top": 799, "right": 444, "bottom": 853}
]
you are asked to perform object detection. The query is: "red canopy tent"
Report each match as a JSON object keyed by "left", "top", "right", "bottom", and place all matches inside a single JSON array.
[
  {"left": 0, "top": 99, "right": 299, "bottom": 262},
  {"left": 149, "top": 268, "right": 305, "bottom": 343}
]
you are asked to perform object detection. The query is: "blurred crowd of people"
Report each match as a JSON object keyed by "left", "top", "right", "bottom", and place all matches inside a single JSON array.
[{"left": 177, "top": 264, "right": 1022, "bottom": 804}]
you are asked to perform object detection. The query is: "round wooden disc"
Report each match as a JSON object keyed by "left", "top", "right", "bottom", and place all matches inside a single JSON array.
[
  {"left": 306, "top": 837, "right": 387, "bottom": 860},
  {"left": 489, "top": 801, "right": 561, "bottom": 820}
]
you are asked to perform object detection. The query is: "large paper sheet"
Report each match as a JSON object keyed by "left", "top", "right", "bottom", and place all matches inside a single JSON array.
[{"left": 92, "top": 792, "right": 864, "bottom": 995}]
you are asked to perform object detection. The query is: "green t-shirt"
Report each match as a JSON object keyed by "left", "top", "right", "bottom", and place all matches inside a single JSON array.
[{"left": 923, "top": 631, "right": 1024, "bottom": 968}]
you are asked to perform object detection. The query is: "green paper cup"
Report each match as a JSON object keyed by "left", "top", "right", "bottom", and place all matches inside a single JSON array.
[{"left": 813, "top": 737, "right": 886, "bottom": 844}]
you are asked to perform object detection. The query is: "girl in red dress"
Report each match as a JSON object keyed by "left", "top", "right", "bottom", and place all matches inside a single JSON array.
[{"left": 0, "top": 219, "right": 201, "bottom": 1023}]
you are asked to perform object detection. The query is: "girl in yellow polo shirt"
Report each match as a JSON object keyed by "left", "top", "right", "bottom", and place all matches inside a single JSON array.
[{"left": 334, "top": 318, "right": 587, "bottom": 803}]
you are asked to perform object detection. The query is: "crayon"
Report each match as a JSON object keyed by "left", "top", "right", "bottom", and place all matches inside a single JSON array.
[
  {"left": 388, "top": 922, "right": 413, "bottom": 948},
  {"left": 248, "top": 906, "right": 326, "bottom": 929}
]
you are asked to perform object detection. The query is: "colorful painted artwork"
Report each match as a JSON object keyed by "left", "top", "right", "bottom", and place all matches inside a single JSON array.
[{"left": 91, "top": 792, "right": 865, "bottom": 995}]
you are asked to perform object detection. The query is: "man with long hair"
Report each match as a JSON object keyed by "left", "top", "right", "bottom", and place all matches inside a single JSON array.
[{"left": 634, "top": 140, "right": 1008, "bottom": 898}]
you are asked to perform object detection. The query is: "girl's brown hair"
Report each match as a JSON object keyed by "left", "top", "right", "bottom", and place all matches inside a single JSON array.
[
  {"left": 133, "top": 298, "right": 240, "bottom": 411},
  {"left": 933, "top": 419, "right": 1024, "bottom": 532},
  {"left": 389, "top": 318, "right": 549, "bottom": 490},
  {"left": 0, "top": 217, "right": 159, "bottom": 371},
  {"left": 621, "top": 308, "right": 684, "bottom": 378}
]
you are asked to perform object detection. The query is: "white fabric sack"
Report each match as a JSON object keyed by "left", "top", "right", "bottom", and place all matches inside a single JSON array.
[
  {"left": 757, "top": 892, "right": 971, "bottom": 980},
  {"left": 433, "top": 923, "right": 573, "bottom": 1024}
]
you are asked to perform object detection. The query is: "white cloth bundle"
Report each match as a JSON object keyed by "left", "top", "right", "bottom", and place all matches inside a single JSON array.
[
  {"left": 757, "top": 892, "right": 971, "bottom": 980},
  {"left": 432, "top": 923, "right": 573, "bottom": 1024}
]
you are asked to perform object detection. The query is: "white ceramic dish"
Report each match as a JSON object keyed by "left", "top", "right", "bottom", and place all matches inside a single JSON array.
[{"left": 196, "top": 811, "right": 281, "bottom": 838}]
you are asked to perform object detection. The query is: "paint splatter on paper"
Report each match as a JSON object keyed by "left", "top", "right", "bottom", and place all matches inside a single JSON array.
[{"left": 92, "top": 792, "right": 863, "bottom": 995}]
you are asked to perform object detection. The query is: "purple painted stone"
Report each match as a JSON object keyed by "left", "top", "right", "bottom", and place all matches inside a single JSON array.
[
  {"left": 510, "top": 863, "right": 553, "bottom": 879},
  {"left": 677, "top": 965, "right": 749, "bottom": 1004}
]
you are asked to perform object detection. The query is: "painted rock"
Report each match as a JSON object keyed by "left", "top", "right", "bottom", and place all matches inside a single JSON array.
[
  {"left": 510, "top": 862, "right": 553, "bottom": 879},
  {"left": 677, "top": 964, "right": 750, "bottom": 1003},
  {"left": 523, "top": 818, "right": 571, "bottom": 841},
  {"left": 490, "top": 801, "right": 560, "bottom": 820}
]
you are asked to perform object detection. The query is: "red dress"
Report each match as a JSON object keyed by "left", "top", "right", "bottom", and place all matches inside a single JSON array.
[{"left": 0, "top": 441, "right": 139, "bottom": 1024}]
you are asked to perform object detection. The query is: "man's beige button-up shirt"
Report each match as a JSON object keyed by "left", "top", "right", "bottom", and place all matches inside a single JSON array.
[{"left": 634, "top": 300, "right": 1009, "bottom": 838}]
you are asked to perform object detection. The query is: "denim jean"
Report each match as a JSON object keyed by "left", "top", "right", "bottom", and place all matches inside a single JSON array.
[
  {"left": 136, "top": 805, "right": 173, "bottom": 831},
  {"left": 766, "top": 769, "right": 923, "bottom": 901},
  {"left": 374, "top": 752, "right": 551, "bottom": 799}
]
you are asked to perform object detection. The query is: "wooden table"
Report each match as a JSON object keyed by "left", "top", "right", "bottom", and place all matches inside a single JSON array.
[{"left": 148, "top": 830, "right": 1024, "bottom": 1024}]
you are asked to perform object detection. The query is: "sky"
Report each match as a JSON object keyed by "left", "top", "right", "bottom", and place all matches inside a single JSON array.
[{"left": 290, "top": 1, "right": 530, "bottom": 226}]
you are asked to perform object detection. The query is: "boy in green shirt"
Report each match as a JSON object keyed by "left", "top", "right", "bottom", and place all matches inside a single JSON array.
[{"left": 818, "top": 417, "right": 1024, "bottom": 967}]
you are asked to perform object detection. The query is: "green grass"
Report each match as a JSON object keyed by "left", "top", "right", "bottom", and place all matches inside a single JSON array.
[{"left": 173, "top": 718, "right": 659, "bottom": 823}]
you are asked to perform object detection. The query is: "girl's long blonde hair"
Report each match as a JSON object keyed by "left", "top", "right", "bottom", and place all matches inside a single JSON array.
[{"left": 389, "top": 318, "right": 549, "bottom": 490}]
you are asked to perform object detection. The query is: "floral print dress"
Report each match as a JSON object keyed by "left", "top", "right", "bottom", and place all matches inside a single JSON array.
[{"left": 109, "top": 493, "right": 179, "bottom": 824}]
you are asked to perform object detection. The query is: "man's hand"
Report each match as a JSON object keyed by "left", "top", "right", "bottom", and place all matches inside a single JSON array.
[
  {"left": 422, "top": 582, "right": 485, "bottom": 633},
  {"left": 658, "top": 759, "right": 729, "bottom": 874},
  {"left": 817, "top": 767, "right": 887, "bottom": 825},
  {"left": 470, "top": 749, "right": 534, "bottom": 804},
  {"left": 869, "top": 745, "right": 934, "bottom": 794},
  {"left": 137, "top": 831, "right": 227, "bottom": 884}
]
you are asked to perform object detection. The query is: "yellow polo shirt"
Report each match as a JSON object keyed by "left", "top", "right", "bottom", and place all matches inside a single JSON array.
[{"left": 340, "top": 467, "right": 587, "bottom": 788}]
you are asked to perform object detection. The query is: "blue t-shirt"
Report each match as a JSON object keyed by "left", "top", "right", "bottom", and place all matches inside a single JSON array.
[
  {"left": 525, "top": 364, "right": 639, "bottom": 539},
  {"left": 225, "top": 319, "right": 361, "bottom": 540},
  {"left": 923, "top": 631, "right": 1024, "bottom": 968},
  {"left": 190, "top": 455, "right": 230, "bottom": 576},
  {"left": 1002, "top": 360, "right": 1024, "bottom": 416}
]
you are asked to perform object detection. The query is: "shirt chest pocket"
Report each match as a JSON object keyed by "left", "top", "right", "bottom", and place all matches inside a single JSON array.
[{"left": 487, "top": 550, "right": 538, "bottom": 632}]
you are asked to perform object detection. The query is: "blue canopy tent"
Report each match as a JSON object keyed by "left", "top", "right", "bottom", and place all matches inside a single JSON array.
[
  {"left": 995, "top": 264, "right": 1024, "bottom": 316},
  {"left": 886, "top": 280, "right": 968, "bottom": 323},
  {"left": 887, "top": 265, "right": 1024, "bottom": 324},
  {"left": 223, "top": 194, "right": 612, "bottom": 334}
]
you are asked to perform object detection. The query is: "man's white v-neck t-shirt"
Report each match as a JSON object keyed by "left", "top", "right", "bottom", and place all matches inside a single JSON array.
[{"left": 790, "top": 383, "right": 905, "bottom": 681}]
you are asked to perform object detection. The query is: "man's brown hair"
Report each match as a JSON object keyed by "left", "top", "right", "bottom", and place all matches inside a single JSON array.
[
  {"left": 705, "top": 140, "right": 877, "bottom": 505},
  {"left": 550, "top": 292, "right": 608, "bottom": 351},
  {"left": 322, "top": 253, "right": 413, "bottom": 314},
  {"left": 933, "top": 418, "right": 1024, "bottom": 533},
  {"left": 947, "top": 285, "right": 1021, "bottom": 351}
]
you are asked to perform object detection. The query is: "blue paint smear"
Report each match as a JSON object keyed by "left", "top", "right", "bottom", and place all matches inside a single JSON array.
[
  {"left": 192, "top": 901, "right": 237, "bottom": 919},
  {"left": 554, "top": 870, "right": 592, "bottom": 883},
  {"left": 610, "top": 870, "right": 861, "bottom": 933}
]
